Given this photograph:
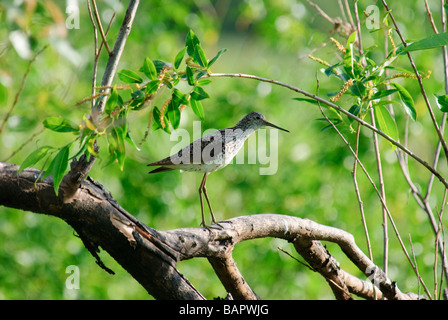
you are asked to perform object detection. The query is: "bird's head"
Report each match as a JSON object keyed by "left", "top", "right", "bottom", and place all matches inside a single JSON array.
[{"left": 238, "top": 111, "right": 289, "bottom": 132}]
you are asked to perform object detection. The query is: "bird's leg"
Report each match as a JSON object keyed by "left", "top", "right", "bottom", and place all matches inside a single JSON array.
[
  {"left": 202, "top": 175, "right": 223, "bottom": 228},
  {"left": 198, "top": 173, "right": 207, "bottom": 228},
  {"left": 198, "top": 173, "right": 222, "bottom": 229},
  {"left": 203, "top": 184, "right": 216, "bottom": 223}
]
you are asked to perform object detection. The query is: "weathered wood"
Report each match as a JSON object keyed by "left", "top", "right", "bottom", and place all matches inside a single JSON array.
[
  {"left": 0, "top": 162, "right": 204, "bottom": 300},
  {"left": 0, "top": 162, "right": 420, "bottom": 299}
]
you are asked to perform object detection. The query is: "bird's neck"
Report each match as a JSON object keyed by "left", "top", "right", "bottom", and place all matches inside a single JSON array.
[{"left": 229, "top": 125, "right": 256, "bottom": 140}]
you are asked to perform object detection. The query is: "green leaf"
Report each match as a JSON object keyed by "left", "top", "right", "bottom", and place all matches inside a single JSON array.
[
  {"left": 208, "top": 48, "right": 227, "bottom": 68},
  {"left": 130, "top": 90, "right": 145, "bottom": 109},
  {"left": 172, "top": 88, "right": 189, "bottom": 106},
  {"left": 346, "top": 31, "right": 357, "bottom": 48},
  {"left": 145, "top": 80, "right": 160, "bottom": 94},
  {"left": 112, "top": 126, "right": 126, "bottom": 170},
  {"left": 174, "top": 47, "right": 187, "bottom": 69},
  {"left": 43, "top": 117, "right": 79, "bottom": 133},
  {"left": 0, "top": 82, "right": 8, "bottom": 105},
  {"left": 292, "top": 97, "right": 320, "bottom": 105},
  {"left": 117, "top": 69, "right": 143, "bottom": 84},
  {"left": 71, "top": 135, "right": 92, "bottom": 161},
  {"left": 19, "top": 146, "right": 54, "bottom": 173},
  {"left": 194, "top": 44, "right": 208, "bottom": 68},
  {"left": 435, "top": 94, "right": 448, "bottom": 112},
  {"left": 172, "top": 77, "right": 180, "bottom": 87},
  {"left": 167, "top": 100, "right": 181, "bottom": 129},
  {"left": 195, "top": 71, "right": 209, "bottom": 80},
  {"left": 365, "top": 57, "right": 377, "bottom": 68},
  {"left": 152, "top": 106, "right": 170, "bottom": 134},
  {"left": 125, "top": 130, "right": 140, "bottom": 151},
  {"left": 344, "top": 31, "right": 357, "bottom": 77},
  {"left": 390, "top": 83, "right": 417, "bottom": 120},
  {"left": 186, "top": 30, "right": 200, "bottom": 57},
  {"left": 401, "top": 32, "right": 448, "bottom": 54},
  {"left": 190, "top": 86, "right": 209, "bottom": 101},
  {"left": 105, "top": 125, "right": 127, "bottom": 170},
  {"left": 46, "top": 143, "right": 72, "bottom": 195},
  {"left": 186, "top": 66, "right": 195, "bottom": 86},
  {"left": 105, "top": 86, "right": 119, "bottom": 115},
  {"left": 374, "top": 104, "right": 399, "bottom": 148},
  {"left": 324, "top": 63, "right": 343, "bottom": 78},
  {"left": 197, "top": 79, "right": 212, "bottom": 86},
  {"left": 348, "top": 105, "right": 361, "bottom": 122},
  {"left": 153, "top": 60, "right": 170, "bottom": 74},
  {"left": 131, "top": 89, "right": 145, "bottom": 101},
  {"left": 143, "top": 57, "right": 158, "bottom": 80},
  {"left": 349, "top": 80, "right": 366, "bottom": 97},
  {"left": 374, "top": 100, "right": 401, "bottom": 108},
  {"left": 369, "top": 89, "right": 398, "bottom": 100},
  {"left": 384, "top": 65, "right": 415, "bottom": 74},
  {"left": 190, "top": 98, "right": 204, "bottom": 120}
]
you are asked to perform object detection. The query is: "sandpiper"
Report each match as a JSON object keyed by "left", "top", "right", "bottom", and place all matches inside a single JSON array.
[{"left": 147, "top": 111, "right": 289, "bottom": 227}]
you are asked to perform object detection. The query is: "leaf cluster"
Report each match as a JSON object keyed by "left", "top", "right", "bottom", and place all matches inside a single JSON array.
[
  {"left": 306, "top": 26, "right": 448, "bottom": 147},
  {"left": 304, "top": 30, "right": 422, "bottom": 145}
]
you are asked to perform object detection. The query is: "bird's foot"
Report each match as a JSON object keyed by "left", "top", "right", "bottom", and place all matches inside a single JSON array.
[{"left": 200, "top": 221, "right": 224, "bottom": 231}]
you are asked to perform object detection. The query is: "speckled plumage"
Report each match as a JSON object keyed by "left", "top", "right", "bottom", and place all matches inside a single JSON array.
[{"left": 147, "top": 111, "right": 289, "bottom": 227}]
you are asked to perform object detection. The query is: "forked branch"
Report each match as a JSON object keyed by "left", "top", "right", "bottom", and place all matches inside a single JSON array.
[
  {"left": 62, "top": 0, "right": 140, "bottom": 199},
  {"left": 0, "top": 162, "right": 420, "bottom": 299}
]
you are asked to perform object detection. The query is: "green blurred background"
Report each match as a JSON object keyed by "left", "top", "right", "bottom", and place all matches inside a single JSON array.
[{"left": 0, "top": 0, "right": 447, "bottom": 299}]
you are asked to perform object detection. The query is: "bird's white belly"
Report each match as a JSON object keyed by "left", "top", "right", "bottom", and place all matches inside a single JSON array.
[{"left": 174, "top": 148, "right": 237, "bottom": 173}]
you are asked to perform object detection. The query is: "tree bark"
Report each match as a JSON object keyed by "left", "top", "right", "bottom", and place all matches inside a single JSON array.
[
  {"left": 0, "top": 162, "right": 420, "bottom": 299},
  {"left": 0, "top": 162, "right": 203, "bottom": 300}
]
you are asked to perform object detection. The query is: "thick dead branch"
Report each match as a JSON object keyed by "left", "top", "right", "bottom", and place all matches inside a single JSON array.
[
  {"left": 208, "top": 255, "right": 260, "bottom": 300},
  {"left": 0, "top": 162, "right": 421, "bottom": 299},
  {"left": 294, "top": 239, "right": 354, "bottom": 300},
  {"left": 162, "top": 214, "right": 419, "bottom": 300},
  {"left": 0, "top": 162, "right": 203, "bottom": 300}
]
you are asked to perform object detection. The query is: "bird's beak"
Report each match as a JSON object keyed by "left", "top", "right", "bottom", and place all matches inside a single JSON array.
[{"left": 264, "top": 121, "right": 290, "bottom": 133}]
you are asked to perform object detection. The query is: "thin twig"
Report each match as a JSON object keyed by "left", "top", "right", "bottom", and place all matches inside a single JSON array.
[
  {"left": 388, "top": 0, "right": 448, "bottom": 287},
  {"left": 435, "top": 188, "right": 447, "bottom": 299},
  {"left": 314, "top": 73, "right": 432, "bottom": 298},
  {"left": 408, "top": 233, "right": 422, "bottom": 298},
  {"left": 206, "top": 72, "right": 448, "bottom": 189},
  {"left": 353, "top": 123, "right": 373, "bottom": 261},
  {"left": 353, "top": 0, "right": 385, "bottom": 272},
  {"left": 87, "top": 0, "right": 118, "bottom": 110},
  {"left": 93, "top": 0, "right": 140, "bottom": 120},
  {"left": 382, "top": 0, "right": 448, "bottom": 164},
  {"left": 87, "top": 0, "right": 99, "bottom": 110},
  {"left": 306, "top": 0, "right": 336, "bottom": 24},
  {"left": 344, "top": 0, "right": 355, "bottom": 27},
  {"left": 353, "top": 1, "right": 363, "bottom": 56},
  {"left": 0, "top": 46, "right": 47, "bottom": 135},
  {"left": 424, "top": 0, "right": 439, "bottom": 34},
  {"left": 2, "top": 127, "right": 45, "bottom": 162},
  {"left": 338, "top": 0, "right": 348, "bottom": 23},
  {"left": 425, "top": 0, "right": 448, "bottom": 287},
  {"left": 91, "top": 0, "right": 111, "bottom": 55},
  {"left": 369, "top": 107, "right": 389, "bottom": 275},
  {"left": 278, "top": 247, "right": 315, "bottom": 271},
  {"left": 426, "top": 0, "right": 448, "bottom": 200}
]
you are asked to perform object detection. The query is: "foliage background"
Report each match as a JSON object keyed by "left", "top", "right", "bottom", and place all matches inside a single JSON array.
[{"left": 0, "top": 0, "right": 446, "bottom": 299}]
